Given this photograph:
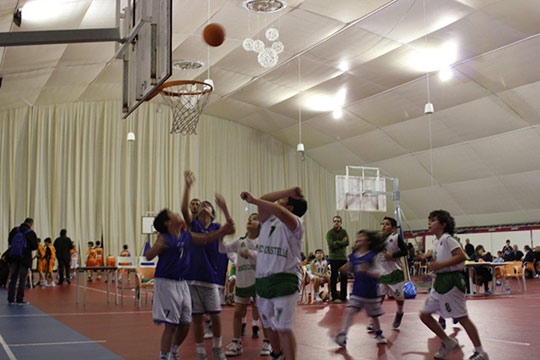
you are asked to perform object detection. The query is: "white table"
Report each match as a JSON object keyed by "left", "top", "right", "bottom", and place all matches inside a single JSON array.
[
  {"left": 464, "top": 262, "right": 510, "bottom": 296},
  {"left": 76, "top": 266, "right": 118, "bottom": 305}
]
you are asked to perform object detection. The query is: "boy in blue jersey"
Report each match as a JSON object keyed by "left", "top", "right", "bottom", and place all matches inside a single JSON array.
[
  {"left": 146, "top": 209, "right": 234, "bottom": 360},
  {"left": 182, "top": 171, "right": 231, "bottom": 360},
  {"left": 335, "top": 230, "right": 387, "bottom": 348}
]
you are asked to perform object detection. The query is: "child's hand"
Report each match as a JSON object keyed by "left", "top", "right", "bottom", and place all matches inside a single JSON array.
[
  {"left": 239, "top": 248, "right": 250, "bottom": 259},
  {"left": 356, "top": 263, "right": 370, "bottom": 272},
  {"left": 290, "top": 186, "right": 304, "bottom": 200},
  {"left": 240, "top": 192, "right": 255, "bottom": 203},
  {"left": 184, "top": 171, "right": 195, "bottom": 187},
  {"left": 222, "top": 221, "right": 235, "bottom": 236},
  {"left": 428, "top": 262, "right": 441, "bottom": 272},
  {"left": 215, "top": 193, "right": 227, "bottom": 210}
]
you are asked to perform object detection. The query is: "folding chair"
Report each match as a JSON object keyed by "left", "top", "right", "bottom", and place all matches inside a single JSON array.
[
  {"left": 138, "top": 256, "right": 157, "bottom": 267},
  {"left": 504, "top": 262, "right": 526, "bottom": 293},
  {"left": 116, "top": 256, "right": 136, "bottom": 303}
]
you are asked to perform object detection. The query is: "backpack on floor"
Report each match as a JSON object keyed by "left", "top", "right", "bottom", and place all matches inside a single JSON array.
[{"left": 10, "top": 227, "right": 32, "bottom": 259}]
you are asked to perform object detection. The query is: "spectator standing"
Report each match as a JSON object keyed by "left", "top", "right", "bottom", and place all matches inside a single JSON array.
[
  {"left": 54, "top": 229, "right": 73, "bottom": 285},
  {"left": 464, "top": 238, "right": 475, "bottom": 258},
  {"left": 502, "top": 240, "right": 513, "bottom": 261},
  {"left": 7, "top": 218, "right": 38, "bottom": 304},
  {"left": 326, "top": 215, "right": 349, "bottom": 303}
]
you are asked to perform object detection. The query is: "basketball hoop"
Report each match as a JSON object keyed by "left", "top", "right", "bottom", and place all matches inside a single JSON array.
[{"left": 148, "top": 80, "right": 213, "bottom": 135}]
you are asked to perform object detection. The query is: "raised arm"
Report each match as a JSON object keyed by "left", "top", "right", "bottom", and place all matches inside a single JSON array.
[
  {"left": 218, "top": 238, "right": 240, "bottom": 254},
  {"left": 260, "top": 187, "right": 302, "bottom": 203},
  {"left": 242, "top": 192, "right": 298, "bottom": 231},
  {"left": 181, "top": 171, "right": 195, "bottom": 226},
  {"left": 215, "top": 193, "right": 233, "bottom": 223},
  {"left": 192, "top": 221, "right": 235, "bottom": 246}
]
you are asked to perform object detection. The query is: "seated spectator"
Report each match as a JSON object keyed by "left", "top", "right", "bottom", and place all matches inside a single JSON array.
[
  {"left": 512, "top": 245, "right": 523, "bottom": 261},
  {"left": 523, "top": 246, "right": 537, "bottom": 278},
  {"left": 309, "top": 249, "right": 330, "bottom": 302},
  {"left": 473, "top": 245, "right": 492, "bottom": 294},
  {"left": 493, "top": 251, "right": 504, "bottom": 263}
]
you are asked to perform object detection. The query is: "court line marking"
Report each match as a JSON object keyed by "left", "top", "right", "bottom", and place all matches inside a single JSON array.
[
  {"left": 9, "top": 340, "right": 106, "bottom": 347},
  {"left": 0, "top": 332, "right": 17, "bottom": 360},
  {"left": 484, "top": 338, "right": 531, "bottom": 346},
  {"left": 0, "top": 311, "right": 151, "bottom": 318}
]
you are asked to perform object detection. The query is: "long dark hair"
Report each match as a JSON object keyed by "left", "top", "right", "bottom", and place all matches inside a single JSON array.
[{"left": 356, "top": 230, "right": 385, "bottom": 253}]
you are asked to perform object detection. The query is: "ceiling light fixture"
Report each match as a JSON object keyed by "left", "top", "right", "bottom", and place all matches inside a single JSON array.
[
  {"left": 173, "top": 60, "right": 204, "bottom": 71},
  {"left": 243, "top": 0, "right": 287, "bottom": 13},
  {"left": 438, "top": 66, "right": 453, "bottom": 81}
]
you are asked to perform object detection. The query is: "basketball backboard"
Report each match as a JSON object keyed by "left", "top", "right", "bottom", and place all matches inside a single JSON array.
[
  {"left": 118, "top": 0, "right": 172, "bottom": 118},
  {"left": 336, "top": 175, "right": 387, "bottom": 212}
]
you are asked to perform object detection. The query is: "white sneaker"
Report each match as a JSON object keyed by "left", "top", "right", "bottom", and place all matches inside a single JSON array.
[
  {"left": 375, "top": 334, "right": 388, "bottom": 344},
  {"left": 224, "top": 341, "right": 242, "bottom": 356},
  {"left": 334, "top": 332, "right": 347, "bottom": 348},
  {"left": 434, "top": 338, "right": 460, "bottom": 359},
  {"left": 168, "top": 350, "right": 180, "bottom": 360},
  {"left": 204, "top": 327, "right": 213, "bottom": 339},
  {"left": 212, "top": 347, "right": 226, "bottom": 360},
  {"left": 260, "top": 340, "right": 272, "bottom": 356},
  {"left": 469, "top": 351, "right": 489, "bottom": 360},
  {"left": 314, "top": 295, "right": 322, "bottom": 303}
]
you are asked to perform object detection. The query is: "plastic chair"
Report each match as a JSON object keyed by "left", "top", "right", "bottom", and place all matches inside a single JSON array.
[
  {"left": 504, "top": 262, "right": 526, "bottom": 292},
  {"left": 135, "top": 267, "right": 155, "bottom": 306},
  {"left": 116, "top": 256, "right": 136, "bottom": 303}
]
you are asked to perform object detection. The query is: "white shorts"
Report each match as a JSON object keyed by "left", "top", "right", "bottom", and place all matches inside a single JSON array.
[
  {"left": 235, "top": 295, "right": 256, "bottom": 305},
  {"left": 421, "top": 287, "right": 468, "bottom": 319},
  {"left": 153, "top": 278, "right": 191, "bottom": 326},
  {"left": 257, "top": 292, "right": 298, "bottom": 331},
  {"left": 378, "top": 282, "right": 405, "bottom": 300},
  {"left": 189, "top": 284, "right": 222, "bottom": 315},
  {"left": 347, "top": 295, "right": 383, "bottom": 317}
]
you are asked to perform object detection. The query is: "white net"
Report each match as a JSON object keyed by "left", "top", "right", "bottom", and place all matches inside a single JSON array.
[{"left": 160, "top": 81, "right": 212, "bottom": 135}]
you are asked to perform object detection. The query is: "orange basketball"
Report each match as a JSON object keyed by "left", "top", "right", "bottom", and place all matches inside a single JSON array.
[{"left": 203, "top": 23, "right": 225, "bottom": 47}]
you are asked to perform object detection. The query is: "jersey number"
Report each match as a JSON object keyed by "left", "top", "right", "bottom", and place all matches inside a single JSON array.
[
  {"left": 444, "top": 302, "right": 452, "bottom": 313},
  {"left": 268, "top": 226, "right": 276, "bottom": 239},
  {"left": 276, "top": 307, "right": 283, "bottom": 322}
]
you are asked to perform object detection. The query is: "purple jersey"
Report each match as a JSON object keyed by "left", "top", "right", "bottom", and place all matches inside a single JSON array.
[
  {"left": 349, "top": 251, "right": 378, "bottom": 298},
  {"left": 184, "top": 218, "right": 228, "bottom": 286},
  {"left": 155, "top": 231, "right": 191, "bottom": 281}
]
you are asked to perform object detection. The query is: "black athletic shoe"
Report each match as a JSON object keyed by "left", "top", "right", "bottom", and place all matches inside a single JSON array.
[
  {"left": 252, "top": 325, "right": 260, "bottom": 338},
  {"left": 241, "top": 323, "right": 246, "bottom": 337},
  {"left": 392, "top": 312, "right": 404, "bottom": 328}
]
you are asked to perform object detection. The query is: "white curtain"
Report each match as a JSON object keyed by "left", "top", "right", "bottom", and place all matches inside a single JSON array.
[{"left": 0, "top": 100, "right": 379, "bottom": 257}]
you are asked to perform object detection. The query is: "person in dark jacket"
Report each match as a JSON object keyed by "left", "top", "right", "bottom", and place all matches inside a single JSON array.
[
  {"left": 54, "top": 229, "right": 73, "bottom": 285},
  {"left": 7, "top": 218, "right": 38, "bottom": 304},
  {"left": 464, "top": 238, "right": 475, "bottom": 258}
]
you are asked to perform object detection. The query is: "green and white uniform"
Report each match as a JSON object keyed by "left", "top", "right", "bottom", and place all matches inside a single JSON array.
[
  {"left": 219, "top": 236, "right": 258, "bottom": 305},
  {"left": 256, "top": 215, "right": 304, "bottom": 330},
  {"left": 378, "top": 233, "right": 406, "bottom": 300},
  {"left": 308, "top": 259, "right": 328, "bottom": 280},
  {"left": 421, "top": 233, "right": 467, "bottom": 318}
]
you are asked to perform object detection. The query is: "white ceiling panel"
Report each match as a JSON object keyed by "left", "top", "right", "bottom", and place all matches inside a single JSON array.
[
  {"left": 231, "top": 78, "right": 298, "bottom": 108},
  {"left": 498, "top": 81, "right": 540, "bottom": 125},
  {"left": 300, "top": 0, "right": 392, "bottom": 23},
  {"left": 468, "top": 127, "right": 540, "bottom": 175},
  {"left": 262, "top": 56, "right": 342, "bottom": 93},
  {"left": 442, "top": 177, "right": 522, "bottom": 214},
  {"left": 400, "top": 185, "right": 466, "bottom": 219},
  {"left": 274, "top": 124, "right": 334, "bottom": 149},
  {"left": 306, "top": 26, "right": 401, "bottom": 71},
  {"left": 368, "top": 155, "right": 434, "bottom": 191},
  {"left": 415, "top": 144, "right": 494, "bottom": 184},
  {"left": 480, "top": 0, "right": 540, "bottom": 35},
  {"left": 341, "top": 129, "right": 408, "bottom": 163},
  {"left": 194, "top": 67, "right": 251, "bottom": 97},
  {"left": 357, "top": 0, "right": 473, "bottom": 44},
  {"left": 457, "top": 35, "right": 540, "bottom": 93},
  {"left": 498, "top": 170, "right": 540, "bottom": 210},
  {"left": 2, "top": 44, "right": 68, "bottom": 73},
  {"left": 14, "top": 0, "right": 91, "bottom": 31},
  {"left": 304, "top": 109, "right": 376, "bottom": 141},
  {"left": 305, "top": 142, "right": 365, "bottom": 171},
  {"left": 468, "top": 211, "right": 532, "bottom": 227},
  {"left": 434, "top": 96, "right": 529, "bottom": 142},
  {"left": 79, "top": 0, "right": 115, "bottom": 28},
  {"left": 57, "top": 42, "right": 116, "bottom": 66},
  {"left": 267, "top": 9, "right": 344, "bottom": 54},
  {"left": 383, "top": 115, "right": 463, "bottom": 153},
  {"left": 346, "top": 89, "right": 422, "bottom": 127},
  {"left": 236, "top": 109, "right": 297, "bottom": 135},
  {"left": 203, "top": 98, "right": 259, "bottom": 121}
]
